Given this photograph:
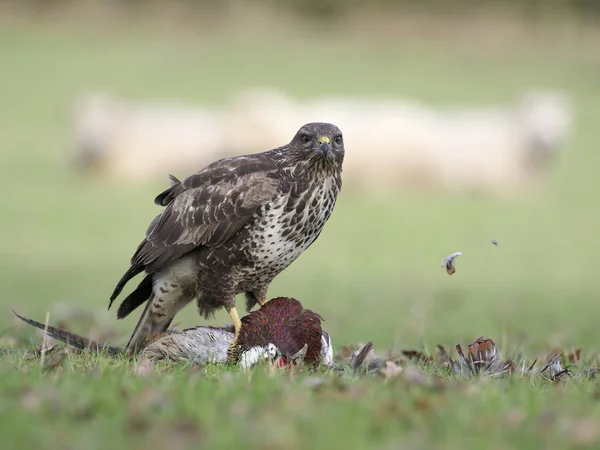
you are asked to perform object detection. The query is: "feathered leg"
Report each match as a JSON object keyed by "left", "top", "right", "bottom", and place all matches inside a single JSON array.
[
  {"left": 124, "top": 262, "right": 197, "bottom": 357},
  {"left": 226, "top": 305, "right": 243, "bottom": 363},
  {"left": 125, "top": 291, "right": 194, "bottom": 357}
]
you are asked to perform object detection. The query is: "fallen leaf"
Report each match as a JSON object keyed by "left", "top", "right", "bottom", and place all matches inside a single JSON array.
[{"left": 379, "top": 360, "right": 403, "bottom": 379}]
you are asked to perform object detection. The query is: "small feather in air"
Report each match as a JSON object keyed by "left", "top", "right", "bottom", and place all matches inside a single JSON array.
[
  {"left": 442, "top": 252, "right": 462, "bottom": 275},
  {"left": 492, "top": 239, "right": 498, "bottom": 247},
  {"left": 167, "top": 174, "right": 181, "bottom": 187}
]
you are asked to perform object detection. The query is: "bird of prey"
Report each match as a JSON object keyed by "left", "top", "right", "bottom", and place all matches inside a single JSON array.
[
  {"left": 13, "top": 297, "right": 334, "bottom": 369},
  {"left": 108, "top": 123, "right": 344, "bottom": 357}
]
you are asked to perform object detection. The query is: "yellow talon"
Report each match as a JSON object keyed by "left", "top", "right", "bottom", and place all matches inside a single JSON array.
[{"left": 227, "top": 306, "right": 242, "bottom": 363}]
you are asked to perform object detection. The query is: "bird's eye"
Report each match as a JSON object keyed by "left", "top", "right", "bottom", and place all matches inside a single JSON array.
[
  {"left": 334, "top": 136, "right": 343, "bottom": 146},
  {"left": 301, "top": 134, "right": 311, "bottom": 144}
]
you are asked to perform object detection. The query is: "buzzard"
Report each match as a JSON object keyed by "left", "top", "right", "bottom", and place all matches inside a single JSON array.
[
  {"left": 108, "top": 123, "right": 344, "bottom": 357},
  {"left": 13, "top": 297, "right": 334, "bottom": 369}
]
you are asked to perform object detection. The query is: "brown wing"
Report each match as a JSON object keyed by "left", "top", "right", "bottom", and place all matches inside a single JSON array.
[
  {"left": 109, "top": 153, "right": 282, "bottom": 304},
  {"left": 137, "top": 172, "right": 280, "bottom": 272}
]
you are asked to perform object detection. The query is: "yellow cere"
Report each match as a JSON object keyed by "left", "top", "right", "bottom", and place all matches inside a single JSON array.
[{"left": 318, "top": 136, "right": 331, "bottom": 145}]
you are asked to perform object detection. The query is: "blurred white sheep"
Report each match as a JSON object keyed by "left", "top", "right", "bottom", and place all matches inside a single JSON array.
[
  {"left": 226, "top": 88, "right": 573, "bottom": 194},
  {"left": 72, "top": 92, "right": 228, "bottom": 180},
  {"left": 71, "top": 88, "right": 573, "bottom": 194}
]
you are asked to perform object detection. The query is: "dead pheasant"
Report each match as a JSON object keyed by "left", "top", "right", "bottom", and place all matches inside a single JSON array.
[{"left": 14, "top": 297, "right": 333, "bottom": 369}]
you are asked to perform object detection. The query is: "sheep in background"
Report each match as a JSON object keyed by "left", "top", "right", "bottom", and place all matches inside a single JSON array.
[
  {"left": 71, "top": 89, "right": 573, "bottom": 195},
  {"left": 71, "top": 92, "right": 228, "bottom": 180},
  {"left": 226, "top": 88, "right": 572, "bottom": 194}
]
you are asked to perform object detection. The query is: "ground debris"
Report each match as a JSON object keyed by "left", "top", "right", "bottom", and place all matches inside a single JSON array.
[
  {"left": 379, "top": 360, "right": 403, "bottom": 379},
  {"left": 540, "top": 354, "right": 570, "bottom": 382},
  {"left": 450, "top": 337, "right": 514, "bottom": 378},
  {"left": 401, "top": 350, "right": 431, "bottom": 365}
]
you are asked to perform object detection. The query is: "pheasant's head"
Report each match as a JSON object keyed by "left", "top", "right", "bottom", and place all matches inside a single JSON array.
[{"left": 234, "top": 297, "right": 332, "bottom": 369}]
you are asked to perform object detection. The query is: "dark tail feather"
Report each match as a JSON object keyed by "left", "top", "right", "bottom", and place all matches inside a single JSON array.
[
  {"left": 117, "top": 275, "right": 153, "bottom": 319},
  {"left": 109, "top": 264, "right": 145, "bottom": 308},
  {"left": 13, "top": 311, "right": 121, "bottom": 356}
]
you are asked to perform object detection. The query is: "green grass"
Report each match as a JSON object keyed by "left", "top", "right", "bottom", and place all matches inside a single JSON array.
[{"left": 2, "top": 18, "right": 600, "bottom": 450}]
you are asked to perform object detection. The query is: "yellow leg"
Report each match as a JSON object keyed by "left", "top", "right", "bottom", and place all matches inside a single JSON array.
[{"left": 227, "top": 306, "right": 242, "bottom": 362}]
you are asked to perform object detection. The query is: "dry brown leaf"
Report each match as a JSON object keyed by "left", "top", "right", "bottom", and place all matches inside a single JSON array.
[{"left": 379, "top": 360, "right": 403, "bottom": 379}]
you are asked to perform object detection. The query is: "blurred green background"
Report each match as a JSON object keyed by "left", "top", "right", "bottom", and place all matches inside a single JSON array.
[{"left": 2, "top": 0, "right": 600, "bottom": 355}]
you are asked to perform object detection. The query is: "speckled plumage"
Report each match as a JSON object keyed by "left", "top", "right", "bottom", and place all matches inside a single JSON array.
[{"left": 108, "top": 123, "right": 344, "bottom": 356}]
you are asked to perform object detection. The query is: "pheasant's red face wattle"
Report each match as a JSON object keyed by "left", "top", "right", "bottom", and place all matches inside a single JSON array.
[
  {"left": 234, "top": 297, "right": 324, "bottom": 366},
  {"left": 276, "top": 356, "right": 287, "bottom": 368}
]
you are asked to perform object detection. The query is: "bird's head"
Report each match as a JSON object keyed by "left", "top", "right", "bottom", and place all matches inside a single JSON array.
[
  {"left": 234, "top": 297, "right": 332, "bottom": 370},
  {"left": 285, "top": 122, "right": 345, "bottom": 171}
]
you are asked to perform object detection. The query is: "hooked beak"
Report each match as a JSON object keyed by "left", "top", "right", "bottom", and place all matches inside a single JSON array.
[{"left": 317, "top": 137, "right": 331, "bottom": 157}]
